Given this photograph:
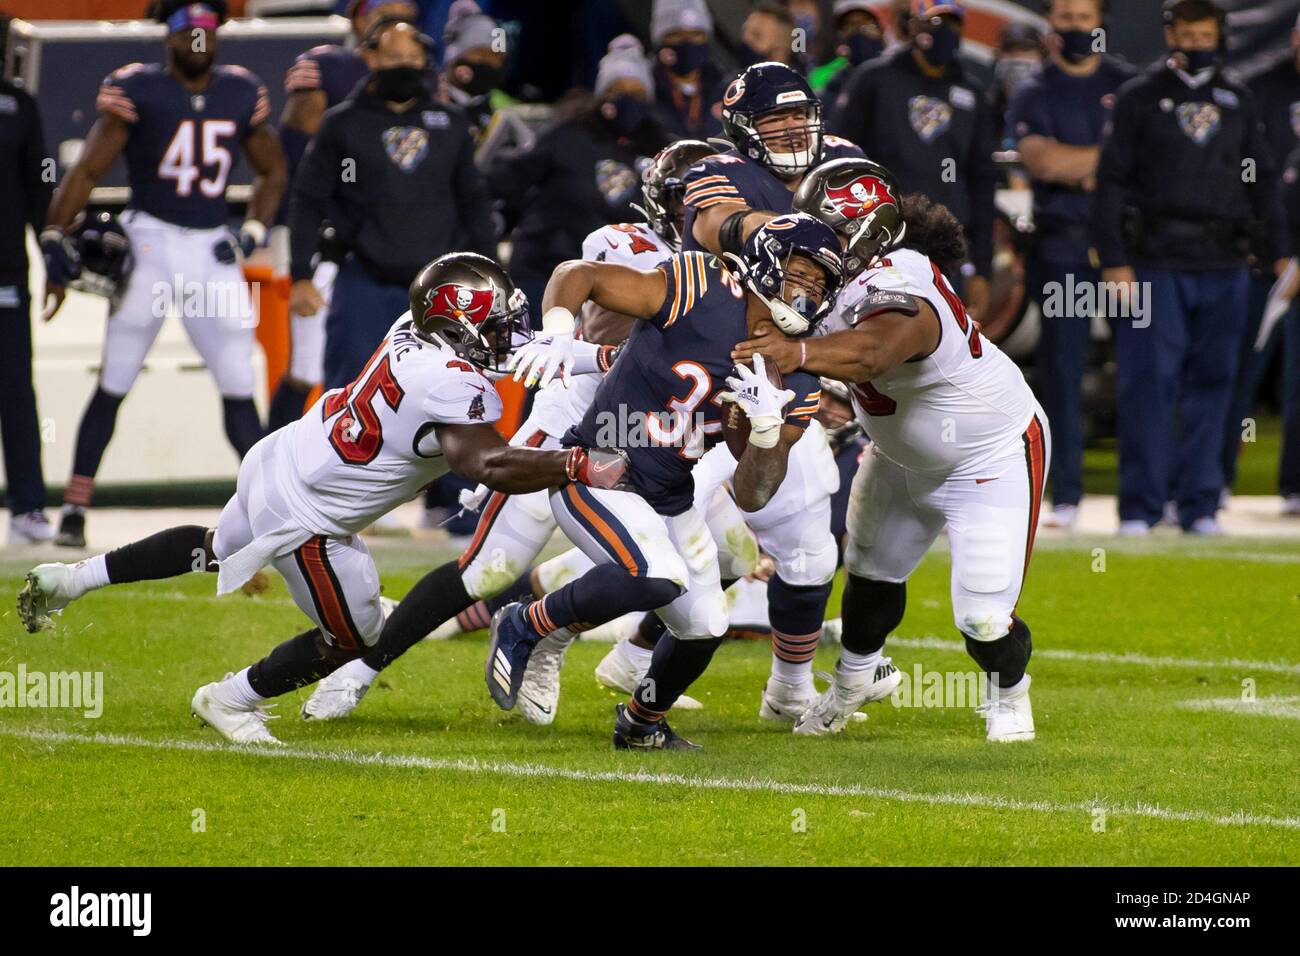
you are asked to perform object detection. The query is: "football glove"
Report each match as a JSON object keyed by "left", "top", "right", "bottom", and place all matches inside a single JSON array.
[
  {"left": 40, "top": 228, "right": 81, "bottom": 287},
  {"left": 565, "top": 446, "right": 631, "bottom": 490},
  {"left": 720, "top": 353, "right": 795, "bottom": 449},
  {"left": 509, "top": 306, "right": 576, "bottom": 388},
  {"left": 214, "top": 220, "right": 267, "bottom": 265}
]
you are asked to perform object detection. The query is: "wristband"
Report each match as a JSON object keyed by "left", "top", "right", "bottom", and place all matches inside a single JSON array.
[
  {"left": 748, "top": 422, "right": 780, "bottom": 449},
  {"left": 542, "top": 306, "right": 576, "bottom": 335},
  {"left": 241, "top": 220, "right": 267, "bottom": 246}
]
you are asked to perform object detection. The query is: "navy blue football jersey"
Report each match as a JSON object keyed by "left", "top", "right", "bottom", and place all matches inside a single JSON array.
[
  {"left": 97, "top": 63, "right": 270, "bottom": 229},
  {"left": 680, "top": 136, "right": 865, "bottom": 253},
  {"left": 285, "top": 44, "right": 368, "bottom": 109},
  {"left": 567, "top": 250, "right": 822, "bottom": 516}
]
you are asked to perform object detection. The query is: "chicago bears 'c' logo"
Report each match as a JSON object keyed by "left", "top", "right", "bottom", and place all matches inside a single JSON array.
[
  {"left": 825, "top": 176, "right": 896, "bottom": 219},
  {"left": 908, "top": 96, "right": 952, "bottom": 143},
  {"left": 1176, "top": 102, "right": 1221, "bottom": 145},
  {"left": 424, "top": 283, "right": 494, "bottom": 325},
  {"left": 723, "top": 76, "right": 746, "bottom": 107}
]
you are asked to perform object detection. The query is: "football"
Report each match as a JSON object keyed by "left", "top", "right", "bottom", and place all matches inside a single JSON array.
[{"left": 721, "top": 356, "right": 784, "bottom": 458}]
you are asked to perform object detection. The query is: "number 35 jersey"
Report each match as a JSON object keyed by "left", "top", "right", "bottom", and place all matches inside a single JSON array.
[
  {"left": 279, "top": 314, "right": 504, "bottom": 537},
  {"left": 825, "top": 248, "right": 1037, "bottom": 479},
  {"left": 97, "top": 62, "right": 271, "bottom": 229}
]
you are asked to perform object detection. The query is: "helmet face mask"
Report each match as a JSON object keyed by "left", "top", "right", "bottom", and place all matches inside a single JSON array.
[
  {"left": 721, "top": 62, "right": 825, "bottom": 180},
  {"left": 409, "top": 254, "right": 531, "bottom": 372},
  {"left": 794, "top": 158, "right": 906, "bottom": 276},
  {"left": 731, "top": 213, "right": 844, "bottom": 336}
]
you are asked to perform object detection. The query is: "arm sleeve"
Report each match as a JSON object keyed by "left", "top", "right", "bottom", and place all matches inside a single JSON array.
[
  {"left": 287, "top": 114, "right": 341, "bottom": 280},
  {"left": 21, "top": 93, "right": 53, "bottom": 232},
  {"left": 1092, "top": 83, "right": 1142, "bottom": 270},
  {"left": 965, "top": 96, "right": 997, "bottom": 278},
  {"left": 452, "top": 124, "right": 497, "bottom": 257}
]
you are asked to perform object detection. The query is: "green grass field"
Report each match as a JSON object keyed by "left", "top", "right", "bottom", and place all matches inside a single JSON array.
[{"left": 2, "top": 534, "right": 1298, "bottom": 866}]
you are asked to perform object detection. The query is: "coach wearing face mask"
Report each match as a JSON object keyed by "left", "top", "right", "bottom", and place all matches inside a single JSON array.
[
  {"left": 486, "top": 35, "right": 668, "bottom": 324},
  {"left": 289, "top": 19, "right": 495, "bottom": 389},
  {"left": 1093, "top": 0, "right": 1276, "bottom": 535},
  {"left": 813, "top": 1, "right": 887, "bottom": 102},
  {"left": 829, "top": 0, "right": 996, "bottom": 318},
  {"left": 1008, "top": 0, "right": 1134, "bottom": 530}
]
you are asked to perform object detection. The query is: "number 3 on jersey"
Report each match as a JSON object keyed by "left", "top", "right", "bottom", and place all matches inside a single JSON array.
[
  {"left": 323, "top": 352, "right": 405, "bottom": 465},
  {"left": 159, "top": 119, "right": 236, "bottom": 198}
]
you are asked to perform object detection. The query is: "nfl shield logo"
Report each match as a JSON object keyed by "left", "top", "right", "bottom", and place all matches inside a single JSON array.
[
  {"left": 383, "top": 126, "right": 430, "bottom": 172},
  {"left": 908, "top": 96, "right": 952, "bottom": 144},
  {"left": 1176, "top": 102, "right": 1221, "bottom": 145}
]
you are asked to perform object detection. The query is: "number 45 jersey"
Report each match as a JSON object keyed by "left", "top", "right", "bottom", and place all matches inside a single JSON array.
[
  {"left": 825, "top": 248, "right": 1037, "bottom": 479},
  {"left": 278, "top": 314, "right": 504, "bottom": 537},
  {"left": 97, "top": 62, "right": 271, "bottom": 228}
]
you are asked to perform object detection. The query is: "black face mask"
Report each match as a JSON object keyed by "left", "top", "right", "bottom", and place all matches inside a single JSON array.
[
  {"left": 918, "top": 25, "right": 961, "bottom": 67},
  {"left": 840, "top": 33, "right": 885, "bottom": 66},
  {"left": 605, "top": 95, "right": 649, "bottom": 137},
  {"left": 454, "top": 61, "right": 506, "bottom": 98},
  {"left": 374, "top": 65, "right": 426, "bottom": 102},
  {"left": 1056, "top": 29, "right": 1096, "bottom": 63},
  {"left": 664, "top": 40, "right": 710, "bottom": 76},
  {"left": 1176, "top": 48, "right": 1220, "bottom": 73}
]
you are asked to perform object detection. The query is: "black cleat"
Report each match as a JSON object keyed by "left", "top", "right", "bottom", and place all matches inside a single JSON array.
[
  {"left": 613, "top": 703, "right": 701, "bottom": 751},
  {"left": 55, "top": 511, "right": 86, "bottom": 549}
]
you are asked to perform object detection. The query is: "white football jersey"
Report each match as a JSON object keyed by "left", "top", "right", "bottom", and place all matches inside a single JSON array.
[
  {"left": 823, "top": 248, "right": 1036, "bottom": 478},
  {"left": 277, "top": 313, "right": 503, "bottom": 535},
  {"left": 530, "top": 221, "right": 674, "bottom": 439}
]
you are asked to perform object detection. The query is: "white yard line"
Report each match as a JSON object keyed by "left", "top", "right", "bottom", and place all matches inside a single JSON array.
[
  {"left": 3, "top": 725, "right": 1298, "bottom": 832},
  {"left": 889, "top": 636, "right": 1300, "bottom": 676},
  {"left": 1176, "top": 696, "right": 1300, "bottom": 719}
]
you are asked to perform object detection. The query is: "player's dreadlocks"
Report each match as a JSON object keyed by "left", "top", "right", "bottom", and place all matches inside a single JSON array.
[{"left": 898, "top": 193, "right": 968, "bottom": 273}]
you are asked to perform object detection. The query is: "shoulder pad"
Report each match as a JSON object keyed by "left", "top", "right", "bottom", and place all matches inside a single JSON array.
[{"left": 851, "top": 289, "right": 921, "bottom": 326}]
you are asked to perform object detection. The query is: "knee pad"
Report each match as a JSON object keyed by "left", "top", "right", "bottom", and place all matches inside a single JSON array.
[
  {"left": 841, "top": 574, "right": 906, "bottom": 655},
  {"left": 767, "top": 574, "right": 833, "bottom": 636},
  {"left": 953, "top": 600, "right": 1013, "bottom": 643}
]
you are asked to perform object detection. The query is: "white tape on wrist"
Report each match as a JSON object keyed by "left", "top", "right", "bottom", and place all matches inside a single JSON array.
[
  {"left": 541, "top": 306, "right": 576, "bottom": 334},
  {"left": 749, "top": 423, "right": 780, "bottom": 449},
  {"left": 241, "top": 220, "right": 267, "bottom": 246}
]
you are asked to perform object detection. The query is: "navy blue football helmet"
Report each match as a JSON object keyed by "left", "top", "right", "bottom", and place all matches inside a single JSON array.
[
  {"left": 68, "top": 212, "right": 133, "bottom": 303},
  {"left": 720, "top": 62, "right": 824, "bottom": 179},
  {"left": 731, "top": 212, "right": 844, "bottom": 335}
]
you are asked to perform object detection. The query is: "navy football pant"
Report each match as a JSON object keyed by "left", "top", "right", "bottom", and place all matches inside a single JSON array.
[{"left": 323, "top": 258, "right": 409, "bottom": 391}]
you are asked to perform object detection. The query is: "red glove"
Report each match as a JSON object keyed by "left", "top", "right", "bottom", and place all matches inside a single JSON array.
[{"left": 566, "top": 446, "right": 631, "bottom": 490}]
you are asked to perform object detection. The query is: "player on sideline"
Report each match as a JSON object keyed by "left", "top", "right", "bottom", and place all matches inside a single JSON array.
[
  {"left": 17, "top": 254, "right": 629, "bottom": 746},
  {"left": 489, "top": 213, "right": 844, "bottom": 750},
  {"left": 40, "top": 0, "right": 286, "bottom": 548},
  {"left": 298, "top": 140, "right": 717, "bottom": 725},
  {"left": 736, "top": 158, "right": 1049, "bottom": 741}
]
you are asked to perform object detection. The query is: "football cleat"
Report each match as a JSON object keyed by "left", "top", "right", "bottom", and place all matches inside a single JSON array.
[
  {"left": 612, "top": 703, "right": 700, "bottom": 751},
  {"left": 594, "top": 639, "right": 702, "bottom": 710},
  {"left": 17, "top": 562, "right": 78, "bottom": 633},
  {"left": 300, "top": 670, "right": 370, "bottom": 721},
  {"left": 759, "top": 678, "right": 820, "bottom": 722},
  {"left": 516, "top": 631, "right": 573, "bottom": 726},
  {"left": 484, "top": 602, "right": 541, "bottom": 710},
  {"left": 56, "top": 511, "right": 86, "bottom": 549},
  {"left": 9, "top": 511, "right": 56, "bottom": 544},
  {"left": 977, "top": 675, "right": 1035, "bottom": 742},
  {"left": 793, "top": 658, "right": 901, "bottom": 736},
  {"left": 192, "top": 680, "right": 282, "bottom": 745}
]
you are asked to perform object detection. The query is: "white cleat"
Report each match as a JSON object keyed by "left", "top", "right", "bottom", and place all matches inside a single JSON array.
[
  {"left": 793, "top": 658, "right": 901, "bottom": 736},
  {"left": 759, "top": 678, "right": 819, "bottom": 722},
  {"left": 192, "top": 681, "right": 282, "bottom": 745},
  {"left": 516, "top": 632, "right": 572, "bottom": 725},
  {"left": 300, "top": 668, "right": 370, "bottom": 721},
  {"left": 1117, "top": 520, "right": 1150, "bottom": 537},
  {"left": 977, "top": 675, "right": 1036, "bottom": 742},
  {"left": 594, "top": 639, "right": 702, "bottom": 710},
  {"left": 17, "top": 562, "right": 77, "bottom": 633},
  {"left": 1041, "top": 504, "right": 1078, "bottom": 529},
  {"left": 9, "top": 511, "right": 57, "bottom": 544}
]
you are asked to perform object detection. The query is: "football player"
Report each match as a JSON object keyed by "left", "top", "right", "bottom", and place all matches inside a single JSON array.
[
  {"left": 736, "top": 158, "right": 1049, "bottom": 741},
  {"left": 17, "top": 254, "right": 628, "bottom": 746},
  {"left": 270, "top": 0, "right": 419, "bottom": 430},
  {"left": 489, "top": 213, "right": 844, "bottom": 750},
  {"left": 41, "top": 0, "right": 287, "bottom": 548},
  {"left": 299, "top": 139, "right": 717, "bottom": 725}
]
